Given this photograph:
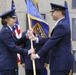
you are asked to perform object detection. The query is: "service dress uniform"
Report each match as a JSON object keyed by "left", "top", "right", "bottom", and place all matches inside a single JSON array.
[
  {"left": 0, "top": 9, "right": 29, "bottom": 75},
  {"left": 36, "top": 3, "right": 74, "bottom": 75}
]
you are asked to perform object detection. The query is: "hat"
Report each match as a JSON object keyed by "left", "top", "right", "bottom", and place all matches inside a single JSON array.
[
  {"left": 0, "top": 9, "right": 16, "bottom": 19},
  {"left": 50, "top": 3, "right": 67, "bottom": 12}
]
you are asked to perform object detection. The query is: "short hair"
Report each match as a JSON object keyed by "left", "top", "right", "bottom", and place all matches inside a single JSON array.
[
  {"left": 1, "top": 17, "right": 10, "bottom": 25},
  {"left": 60, "top": 10, "right": 66, "bottom": 16},
  {"left": 55, "top": 9, "right": 66, "bottom": 16}
]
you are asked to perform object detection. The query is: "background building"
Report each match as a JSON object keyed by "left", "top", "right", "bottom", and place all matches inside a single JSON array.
[{"left": 0, "top": 0, "right": 76, "bottom": 75}]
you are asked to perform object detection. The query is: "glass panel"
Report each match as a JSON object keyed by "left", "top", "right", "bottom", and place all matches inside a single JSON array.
[
  {"left": 72, "top": 0, "right": 76, "bottom": 9},
  {"left": 73, "top": 50, "right": 76, "bottom": 73},
  {"left": 72, "top": 18, "right": 76, "bottom": 41}
]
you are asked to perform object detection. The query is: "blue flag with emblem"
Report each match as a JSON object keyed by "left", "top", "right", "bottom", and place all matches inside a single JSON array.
[
  {"left": 26, "top": 0, "right": 49, "bottom": 37},
  {"left": 64, "top": 0, "right": 70, "bottom": 25}
]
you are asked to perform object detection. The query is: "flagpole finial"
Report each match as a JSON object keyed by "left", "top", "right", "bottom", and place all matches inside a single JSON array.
[{"left": 36, "top": 0, "right": 39, "bottom": 3}]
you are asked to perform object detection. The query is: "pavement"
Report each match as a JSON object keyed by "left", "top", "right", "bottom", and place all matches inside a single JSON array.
[{"left": 19, "top": 65, "right": 76, "bottom": 75}]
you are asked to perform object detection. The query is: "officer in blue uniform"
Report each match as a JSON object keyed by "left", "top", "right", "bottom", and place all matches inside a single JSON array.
[
  {"left": 20, "top": 31, "right": 49, "bottom": 75},
  {"left": 0, "top": 9, "right": 34, "bottom": 75},
  {"left": 30, "top": 3, "right": 74, "bottom": 75}
]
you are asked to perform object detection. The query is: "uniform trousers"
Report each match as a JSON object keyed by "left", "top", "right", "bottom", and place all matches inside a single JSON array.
[
  {"left": 0, "top": 69, "right": 18, "bottom": 75},
  {"left": 25, "top": 69, "right": 44, "bottom": 75},
  {"left": 50, "top": 70, "right": 73, "bottom": 75},
  {"left": 43, "top": 68, "right": 47, "bottom": 75}
]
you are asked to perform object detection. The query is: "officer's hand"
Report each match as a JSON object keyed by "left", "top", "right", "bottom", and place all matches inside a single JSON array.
[
  {"left": 22, "top": 63, "right": 25, "bottom": 69},
  {"left": 31, "top": 54, "right": 37, "bottom": 60},
  {"left": 26, "top": 29, "right": 36, "bottom": 41},
  {"left": 44, "top": 63, "right": 48, "bottom": 68},
  {"left": 29, "top": 48, "right": 35, "bottom": 54},
  {"left": 26, "top": 29, "right": 33, "bottom": 38}
]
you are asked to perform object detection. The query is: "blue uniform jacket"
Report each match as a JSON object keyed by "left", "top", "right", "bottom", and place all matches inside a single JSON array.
[
  {"left": 20, "top": 31, "right": 49, "bottom": 69},
  {"left": 0, "top": 25, "right": 28, "bottom": 70},
  {"left": 37, "top": 18, "right": 74, "bottom": 70}
]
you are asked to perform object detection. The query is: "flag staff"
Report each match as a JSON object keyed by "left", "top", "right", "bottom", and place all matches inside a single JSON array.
[
  {"left": 27, "top": 0, "right": 36, "bottom": 75},
  {"left": 27, "top": 12, "right": 37, "bottom": 75}
]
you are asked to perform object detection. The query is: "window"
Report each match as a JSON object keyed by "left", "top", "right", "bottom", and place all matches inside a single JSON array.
[
  {"left": 73, "top": 50, "right": 76, "bottom": 73},
  {"left": 72, "top": 0, "right": 76, "bottom": 9},
  {"left": 41, "top": 14, "right": 46, "bottom": 19},
  {"left": 72, "top": 18, "right": 76, "bottom": 41}
]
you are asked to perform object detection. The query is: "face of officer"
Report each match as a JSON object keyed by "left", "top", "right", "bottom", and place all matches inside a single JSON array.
[
  {"left": 6, "top": 17, "right": 16, "bottom": 27},
  {"left": 51, "top": 10, "right": 63, "bottom": 21}
]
